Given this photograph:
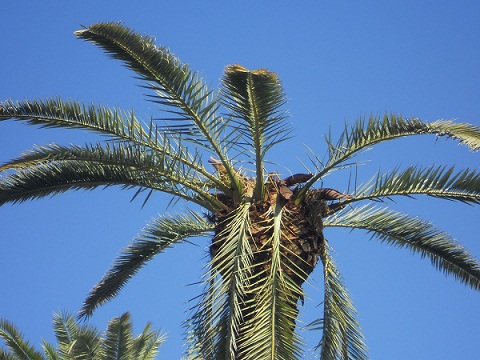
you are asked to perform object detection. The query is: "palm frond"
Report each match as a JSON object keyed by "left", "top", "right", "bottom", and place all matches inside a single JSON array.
[
  {"left": 222, "top": 65, "right": 291, "bottom": 199},
  {"left": 0, "top": 98, "right": 231, "bottom": 197},
  {"left": 0, "top": 158, "right": 148, "bottom": 206},
  {"left": 325, "top": 205, "right": 480, "bottom": 290},
  {"left": 52, "top": 311, "right": 79, "bottom": 355},
  {"left": 102, "top": 313, "right": 133, "bottom": 360},
  {"left": 0, "top": 142, "right": 223, "bottom": 210},
  {"left": 0, "top": 318, "right": 45, "bottom": 360},
  {"left": 187, "top": 199, "right": 253, "bottom": 359},
  {"left": 350, "top": 165, "right": 480, "bottom": 205},
  {"left": 75, "top": 330, "right": 103, "bottom": 359},
  {"left": 0, "top": 349, "right": 17, "bottom": 360},
  {"left": 40, "top": 341, "right": 60, "bottom": 360},
  {"left": 298, "top": 114, "right": 480, "bottom": 199},
  {"left": 80, "top": 211, "right": 213, "bottom": 319},
  {"left": 239, "top": 200, "right": 303, "bottom": 359},
  {"left": 74, "top": 23, "right": 235, "bottom": 176},
  {"left": 52, "top": 311, "right": 103, "bottom": 359},
  {"left": 309, "top": 244, "right": 368, "bottom": 360},
  {"left": 130, "top": 323, "right": 165, "bottom": 360},
  {"left": 0, "top": 155, "right": 218, "bottom": 213},
  {"left": 0, "top": 98, "right": 153, "bottom": 146},
  {"left": 189, "top": 196, "right": 306, "bottom": 359}
]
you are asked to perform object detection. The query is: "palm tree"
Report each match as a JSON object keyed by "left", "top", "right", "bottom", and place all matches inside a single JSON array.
[
  {"left": 1, "top": 22, "right": 479, "bottom": 359},
  {"left": 0, "top": 312, "right": 164, "bottom": 359}
]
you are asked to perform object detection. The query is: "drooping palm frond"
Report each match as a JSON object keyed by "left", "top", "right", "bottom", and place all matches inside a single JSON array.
[
  {"left": 187, "top": 198, "right": 253, "bottom": 359},
  {"left": 298, "top": 114, "right": 480, "bottom": 199},
  {"left": 325, "top": 205, "right": 480, "bottom": 290},
  {"left": 239, "top": 201, "right": 303, "bottom": 360},
  {"left": 191, "top": 195, "right": 305, "bottom": 359},
  {"left": 80, "top": 211, "right": 213, "bottom": 319},
  {"left": 0, "top": 318, "right": 44, "bottom": 360},
  {"left": 326, "top": 115, "right": 480, "bottom": 166},
  {"left": 308, "top": 243, "right": 368, "bottom": 360},
  {"left": 0, "top": 98, "right": 152, "bottom": 146},
  {"left": 0, "top": 98, "right": 231, "bottom": 198},
  {"left": 0, "top": 158, "right": 162, "bottom": 207},
  {"left": 0, "top": 142, "right": 224, "bottom": 210},
  {"left": 222, "top": 65, "right": 291, "bottom": 199},
  {"left": 348, "top": 165, "right": 480, "bottom": 205}
]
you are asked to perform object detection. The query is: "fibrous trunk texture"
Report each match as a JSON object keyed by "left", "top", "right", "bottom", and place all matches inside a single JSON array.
[
  {"left": 210, "top": 183, "right": 331, "bottom": 292},
  {"left": 209, "top": 173, "right": 344, "bottom": 356}
]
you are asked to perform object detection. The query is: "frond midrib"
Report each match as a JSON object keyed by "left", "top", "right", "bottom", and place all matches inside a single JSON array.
[{"left": 245, "top": 71, "right": 265, "bottom": 198}]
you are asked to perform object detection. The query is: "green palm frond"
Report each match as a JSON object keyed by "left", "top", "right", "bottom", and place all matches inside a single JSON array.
[
  {"left": 74, "top": 22, "right": 245, "bottom": 200},
  {"left": 80, "top": 211, "right": 213, "bottom": 319},
  {"left": 0, "top": 98, "right": 229, "bottom": 198},
  {"left": 222, "top": 65, "right": 291, "bottom": 198},
  {"left": 0, "top": 98, "right": 232, "bottom": 200},
  {"left": 0, "top": 98, "right": 152, "bottom": 146},
  {"left": 0, "top": 318, "right": 45, "bottom": 360},
  {"left": 40, "top": 341, "right": 60, "bottom": 360},
  {"left": 52, "top": 311, "right": 101, "bottom": 359},
  {"left": 239, "top": 201, "right": 303, "bottom": 360},
  {"left": 0, "top": 159, "right": 150, "bottom": 206},
  {"left": 0, "top": 142, "right": 223, "bottom": 210},
  {"left": 0, "top": 98, "right": 226, "bottom": 195},
  {"left": 187, "top": 199, "right": 253, "bottom": 359},
  {"left": 0, "top": 312, "right": 163, "bottom": 360},
  {"left": 74, "top": 23, "right": 233, "bottom": 172},
  {"left": 0, "top": 349, "right": 17, "bottom": 360},
  {"left": 0, "top": 153, "right": 221, "bottom": 212},
  {"left": 325, "top": 114, "right": 480, "bottom": 167},
  {"left": 309, "top": 243, "right": 368, "bottom": 360},
  {"left": 103, "top": 313, "right": 132, "bottom": 360},
  {"left": 53, "top": 312, "right": 103, "bottom": 359},
  {"left": 349, "top": 165, "right": 480, "bottom": 204},
  {"left": 325, "top": 205, "right": 480, "bottom": 290},
  {"left": 102, "top": 313, "right": 165, "bottom": 360},
  {"left": 52, "top": 311, "right": 79, "bottom": 355},
  {"left": 298, "top": 114, "right": 480, "bottom": 199},
  {"left": 130, "top": 323, "right": 165, "bottom": 360}
]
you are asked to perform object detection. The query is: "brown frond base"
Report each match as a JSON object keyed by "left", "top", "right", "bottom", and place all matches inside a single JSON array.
[
  {"left": 210, "top": 180, "right": 347, "bottom": 294},
  {"left": 207, "top": 174, "right": 349, "bottom": 357}
]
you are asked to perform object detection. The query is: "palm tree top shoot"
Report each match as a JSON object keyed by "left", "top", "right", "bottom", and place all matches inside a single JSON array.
[{"left": 1, "top": 22, "right": 479, "bottom": 359}]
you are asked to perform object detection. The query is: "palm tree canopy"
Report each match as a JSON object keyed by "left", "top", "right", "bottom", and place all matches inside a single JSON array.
[
  {"left": 0, "top": 312, "right": 165, "bottom": 360},
  {"left": 1, "top": 22, "right": 479, "bottom": 359}
]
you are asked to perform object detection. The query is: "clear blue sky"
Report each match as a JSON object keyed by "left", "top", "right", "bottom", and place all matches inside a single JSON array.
[{"left": 1, "top": 1, "right": 479, "bottom": 359}]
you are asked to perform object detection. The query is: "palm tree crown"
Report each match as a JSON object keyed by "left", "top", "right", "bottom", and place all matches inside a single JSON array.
[
  {"left": 0, "top": 312, "right": 164, "bottom": 359},
  {"left": 1, "top": 22, "right": 479, "bottom": 359}
]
